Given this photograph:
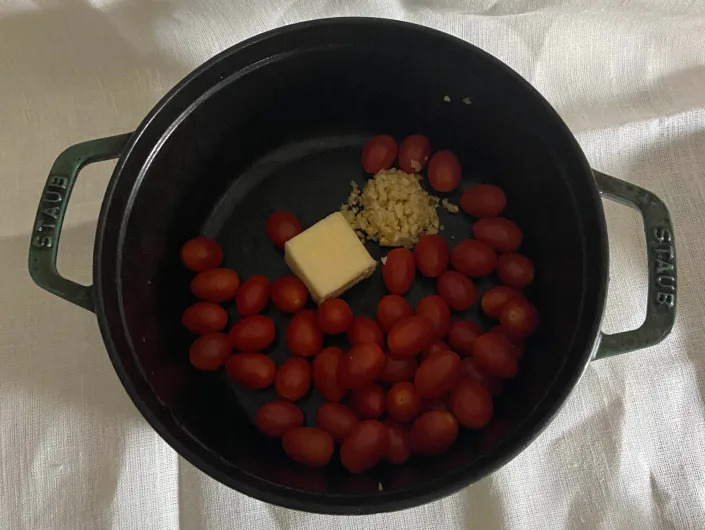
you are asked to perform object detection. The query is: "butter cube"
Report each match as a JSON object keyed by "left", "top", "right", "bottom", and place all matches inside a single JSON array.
[{"left": 284, "top": 212, "right": 377, "bottom": 303}]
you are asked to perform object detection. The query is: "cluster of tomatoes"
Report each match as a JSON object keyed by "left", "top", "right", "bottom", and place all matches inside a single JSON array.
[{"left": 178, "top": 135, "right": 538, "bottom": 475}]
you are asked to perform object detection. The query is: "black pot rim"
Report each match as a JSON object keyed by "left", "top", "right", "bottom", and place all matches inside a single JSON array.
[{"left": 92, "top": 17, "right": 609, "bottom": 514}]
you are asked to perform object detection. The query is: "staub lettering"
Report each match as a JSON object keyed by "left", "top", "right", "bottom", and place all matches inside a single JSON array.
[
  {"left": 31, "top": 174, "right": 69, "bottom": 249},
  {"left": 652, "top": 227, "right": 675, "bottom": 309}
]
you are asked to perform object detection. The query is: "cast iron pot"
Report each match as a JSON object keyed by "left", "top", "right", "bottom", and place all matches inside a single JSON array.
[{"left": 28, "top": 18, "right": 677, "bottom": 514}]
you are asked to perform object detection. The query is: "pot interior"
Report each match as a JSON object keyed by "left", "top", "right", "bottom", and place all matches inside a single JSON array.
[{"left": 98, "top": 20, "right": 607, "bottom": 512}]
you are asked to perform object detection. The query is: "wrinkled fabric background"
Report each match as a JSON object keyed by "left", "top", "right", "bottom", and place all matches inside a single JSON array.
[{"left": 1, "top": 1, "right": 704, "bottom": 528}]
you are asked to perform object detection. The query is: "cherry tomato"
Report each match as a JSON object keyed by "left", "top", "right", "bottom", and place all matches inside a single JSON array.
[
  {"left": 472, "top": 217, "right": 523, "bottom": 253},
  {"left": 489, "top": 325, "right": 525, "bottom": 359},
  {"left": 235, "top": 274, "right": 270, "bottom": 315},
  {"left": 471, "top": 333, "right": 518, "bottom": 378},
  {"left": 225, "top": 353, "right": 276, "bottom": 389},
  {"left": 340, "top": 420, "right": 389, "bottom": 473},
  {"left": 180, "top": 236, "right": 223, "bottom": 272},
  {"left": 282, "top": 427, "right": 334, "bottom": 468},
  {"left": 387, "top": 381, "right": 422, "bottom": 423},
  {"left": 449, "top": 378, "right": 493, "bottom": 428},
  {"left": 190, "top": 268, "right": 240, "bottom": 302},
  {"left": 347, "top": 316, "right": 384, "bottom": 348},
  {"left": 481, "top": 285, "right": 525, "bottom": 319},
  {"left": 286, "top": 310, "right": 323, "bottom": 357},
  {"left": 275, "top": 357, "right": 312, "bottom": 401},
  {"left": 378, "top": 355, "right": 417, "bottom": 384},
  {"left": 500, "top": 299, "right": 539, "bottom": 338},
  {"left": 437, "top": 271, "right": 477, "bottom": 311},
  {"left": 316, "top": 298, "right": 353, "bottom": 335},
  {"left": 228, "top": 315, "right": 275, "bottom": 351},
  {"left": 312, "top": 346, "right": 347, "bottom": 402},
  {"left": 189, "top": 333, "right": 231, "bottom": 371},
  {"left": 384, "top": 421, "right": 412, "bottom": 464},
  {"left": 266, "top": 211, "right": 302, "bottom": 248},
  {"left": 382, "top": 248, "right": 415, "bottom": 295},
  {"left": 421, "top": 340, "right": 450, "bottom": 360},
  {"left": 387, "top": 315, "right": 434, "bottom": 357},
  {"left": 376, "top": 295, "right": 413, "bottom": 334},
  {"left": 462, "top": 357, "right": 504, "bottom": 396},
  {"left": 421, "top": 397, "right": 450, "bottom": 413},
  {"left": 271, "top": 276, "right": 309, "bottom": 313},
  {"left": 361, "top": 135, "right": 397, "bottom": 173},
  {"left": 182, "top": 302, "right": 227, "bottom": 334},
  {"left": 497, "top": 253, "right": 535, "bottom": 288},
  {"left": 427, "top": 150, "right": 461, "bottom": 192},
  {"left": 447, "top": 320, "right": 483, "bottom": 357},
  {"left": 398, "top": 134, "right": 431, "bottom": 173},
  {"left": 351, "top": 384, "right": 386, "bottom": 419},
  {"left": 414, "top": 234, "right": 449, "bottom": 278},
  {"left": 460, "top": 184, "right": 507, "bottom": 218},
  {"left": 337, "top": 342, "right": 386, "bottom": 389},
  {"left": 450, "top": 239, "right": 498, "bottom": 277},
  {"left": 256, "top": 400, "right": 304, "bottom": 438},
  {"left": 410, "top": 410, "right": 459, "bottom": 455},
  {"left": 414, "top": 350, "right": 462, "bottom": 399},
  {"left": 316, "top": 402, "right": 360, "bottom": 443},
  {"left": 415, "top": 295, "right": 451, "bottom": 341}
]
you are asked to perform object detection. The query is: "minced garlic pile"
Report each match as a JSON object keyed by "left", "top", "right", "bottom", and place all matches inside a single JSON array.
[{"left": 340, "top": 168, "right": 457, "bottom": 248}]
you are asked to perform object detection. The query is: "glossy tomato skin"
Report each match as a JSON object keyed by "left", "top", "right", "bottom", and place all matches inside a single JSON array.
[
  {"left": 191, "top": 268, "right": 240, "bottom": 302},
  {"left": 228, "top": 315, "right": 275, "bottom": 351},
  {"left": 427, "top": 150, "right": 461, "bottom": 192},
  {"left": 376, "top": 294, "right": 413, "bottom": 334},
  {"left": 266, "top": 211, "right": 302, "bottom": 248},
  {"left": 460, "top": 184, "right": 507, "bottom": 218},
  {"left": 473, "top": 217, "right": 523, "bottom": 253},
  {"left": 382, "top": 248, "right": 415, "bottom": 295},
  {"left": 316, "top": 298, "right": 353, "bottom": 335},
  {"left": 384, "top": 421, "right": 412, "bottom": 464},
  {"left": 347, "top": 316, "right": 384, "bottom": 348},
  {"left": 235, "top": 274, "right": 270, "bottom": 315},
  {"left": 312, "top": 346, "right": 347, "bottom": 402},
  {"left": 447, "top": 320, "right": 483, "bottom": 357},
  {"left": 282, "top": 427, "right": 335, "bottom": 468},
  {"left": 189, "top": 333, "right": 231, "bottom": 371},
  {"left": 450, "top": 239, "right": 498, "bottom": 278},
  {"left": 256, "top": 400, "right": 304, "bottom": 438},
  {"left": 316, "top": 402, "right": 360, "bottom": 442},
  {"left": 182, "top": 302, "right": 228, "bottom": 334},
  {"left": 378, "top": 355, "right": 417, "bottom": 384},
  {"left": 275, "top": 357, "right": 312, "bottom": 401},
  {"left": 387, "top": 315, "right": 434, "bottom": 357},
  {"left": 462, "top": 357, "right": 504, "bottom": 396},
  {"left": 471, "top": 333, "right": 518, "bottom": 378},
  {"left": 414, "top": 350, "right": 463, "bottom": 399},
  {"left": 500, "top": 299, "right": 539, "bottom": 338},
  {"left": 340, "top": 420, "right": 389, "bottom": 473},
  {"left": 410, "top": 410, "right": 459, "bottom": 455},
  {"left": 481, "top": 286, "right": 525, "bottom": 319},
  {"left": 225, "top": 353, "right": 276, "bottom": 390},
  {"left": 490, "top": 325, "right": 526, "bottom": 359},
  {"left": 362, "top": 135, "right": 397, "bottom": 173},
  {"left": 350, "top": 384, "right": 386, "bottom": 419},
  {"left": 271, "top": 276, "right": 308, "bottom": 313},
  {"left": 286, "top": 310, "right": 323, "bottom": 357},
  {"left": 398, "top": 134, "right": 431, "bottom": 173},
  {"left": 437, "top": 271, "right": 478, "bottom": 311},
  {"left": 415, "top": 295, "right": 451, "bottom": 341},
  {"left": 422, "top": 340, "right": 450, "bottom": 360},
  {"left": 450, "top": 378, "right": 494, "bottom": 428},
  {"left": 180, "top": 237, "right": 223, "bottom": 272},
  {"left": 337, "top": 343, "right": 386, "bottom": 389},
  {"left": 414, "top": 235, "right": 449, "bottom": 278},
  {"left": 497, "top": 253, "right": 535, "bottom": 289},
  {"left": 387, "top": 381, "right": 422, "bottom": 423}
]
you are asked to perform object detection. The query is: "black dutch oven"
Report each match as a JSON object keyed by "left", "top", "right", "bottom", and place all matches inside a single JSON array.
[{"left": 28, "top": 18, "right": 677, "bottom": 514}]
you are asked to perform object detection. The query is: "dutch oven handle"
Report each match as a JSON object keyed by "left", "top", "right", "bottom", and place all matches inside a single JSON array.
[
  {"left": 592, "top": 171, "right": 677, "bottom": 360},
  {"left": 28, "top": 133, "right": 132, "bottom": 312}
]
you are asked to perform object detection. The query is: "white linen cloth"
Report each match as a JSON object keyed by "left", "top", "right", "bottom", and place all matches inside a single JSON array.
[{"left": 1, "top": 1, "right": 704, "bottom": 528}]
